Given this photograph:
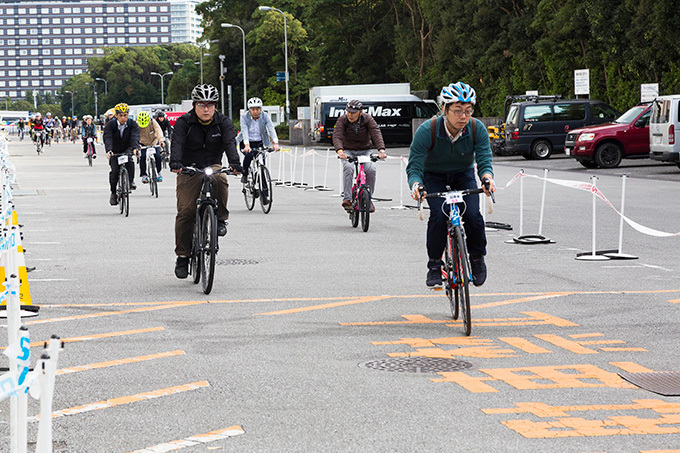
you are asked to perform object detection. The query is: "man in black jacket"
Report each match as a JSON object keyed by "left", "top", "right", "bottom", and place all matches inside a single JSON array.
[
  {"left": 103, "top": 103, "right": 140, "bottom": 206},
  {"left": 170, "top": 84, "right": 242, "bottom": 279}
]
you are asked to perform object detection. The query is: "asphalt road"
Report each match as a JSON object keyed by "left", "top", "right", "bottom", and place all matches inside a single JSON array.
[{"left": 1, "top": 136, "right": 680, "bottom": 452}]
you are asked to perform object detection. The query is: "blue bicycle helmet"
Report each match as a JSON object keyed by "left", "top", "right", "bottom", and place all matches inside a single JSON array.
[{"left": 440, "top": 82, "right": 476, "bottom": 105}]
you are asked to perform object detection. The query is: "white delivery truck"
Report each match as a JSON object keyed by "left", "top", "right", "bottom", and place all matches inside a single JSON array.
[
  {"left": 649, "top": 95, "right": 680, "bottom": 167},
  {"left": 309, "top": 83, "right": 438, "bottom": 144}
]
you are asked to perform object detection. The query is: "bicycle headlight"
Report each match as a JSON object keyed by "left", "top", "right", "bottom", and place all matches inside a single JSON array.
[{"left": 204, "top": 167, "right": 214, "bottom": 176}]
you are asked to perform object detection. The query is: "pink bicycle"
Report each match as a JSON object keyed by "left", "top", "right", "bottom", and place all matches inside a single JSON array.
[{"left": 346, "top": 154, "right": 380, "bottom": 232}]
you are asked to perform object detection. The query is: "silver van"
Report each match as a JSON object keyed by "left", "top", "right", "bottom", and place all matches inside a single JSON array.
[{"left": 650, "top": 95, "right": 680, "bottom": 166}]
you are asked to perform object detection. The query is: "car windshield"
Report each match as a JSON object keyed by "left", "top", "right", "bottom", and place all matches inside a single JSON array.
[{"left": 616, "top": 106, "right": 646, "bottom": 124}]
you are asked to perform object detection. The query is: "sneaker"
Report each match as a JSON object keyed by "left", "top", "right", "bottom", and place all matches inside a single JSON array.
[
  {"left": 217, "top": 220, "right": 227, "bottom": 237},
  {"left": 175, "top": 256, "right": 189, "bottom": 279},
  {"left": 342, "top": 199, "right": 352, "bottom": 210},
  {"left": 241, "top": 174, "right": 248, "bottom": 184},
  {"left": 109, "top": 192, "right": 117, "bottom": 206},
  {"left": 157, "top": 175, "right": 163, "bottom": 182},
  {"left": 141, "top": 175, "right": 149, "bottom": 184},
  {"left": 426, "top": 260, "right": 443, "bottom": 287},
  {"left": 262, "top": 196, "right": 270, "bottom": 205},
  {"left": 130, "top": 182, "right": 137, "bottom": 190},
  {"left": 470, "top": 255, "right": 487, "bottom": 287}
]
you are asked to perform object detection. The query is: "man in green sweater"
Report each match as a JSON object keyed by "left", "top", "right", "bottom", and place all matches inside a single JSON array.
[{"left": 406, "top": 82, "right": 496, "bottom": 287}]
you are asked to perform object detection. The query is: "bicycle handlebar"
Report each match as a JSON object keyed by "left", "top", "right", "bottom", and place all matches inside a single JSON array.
[
  {"left": 346, "top": 153, "right": 383, "bottom": 163},
  {"left": 181, "top": 166, "right": 236, "bottom": 176}
]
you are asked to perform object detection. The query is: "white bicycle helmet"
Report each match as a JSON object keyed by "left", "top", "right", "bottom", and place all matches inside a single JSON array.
[
  {"left": 191, "top": 84, "right": 220, "bottom": 103},
  {"left": 247, "top": 97, "right": 263, "bottom": 108},
  {"left": 440, "top": 82, "right": 476, "bottom": 105}
]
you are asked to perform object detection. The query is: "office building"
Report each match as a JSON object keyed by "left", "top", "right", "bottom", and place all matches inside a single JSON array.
[
  {"left": 0, "top": 0, "right": 171, "bottom": 100},
  {"left": 169, "top": 0, "right": 202, "bottom": 44}
]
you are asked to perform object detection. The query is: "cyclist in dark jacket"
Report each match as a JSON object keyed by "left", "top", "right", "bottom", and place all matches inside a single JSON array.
[
  {"left": 103, "top": 103, "right": 140, "bottom": 206},
  {"left": 170, "top": 84, "right": 242, "bottom": 279}
]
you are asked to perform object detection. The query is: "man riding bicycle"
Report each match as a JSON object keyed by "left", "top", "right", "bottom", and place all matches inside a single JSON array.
[
  {"left": 31, "top": 113, "right": 45, "bottom": 145},
  {"left": 170, "top": 84, "right": 242, "bottom": 279},
  {"left": 137, "top": 111, "right": 164, "bottom": 184},
  {"left": 81, "top": 115, "right": 97, "bottom": 158},
  {"left": 333, "top": 100, "right": 387, "bottom": 213},
  {"left": 239, "top": 97, "right": 279, "bottom": 184},
  {"left": 406, "top": 82, "right": 496, "bottom": 287},
  {"left": 103, "top": 103, "right": 140, "bottom": 206}
]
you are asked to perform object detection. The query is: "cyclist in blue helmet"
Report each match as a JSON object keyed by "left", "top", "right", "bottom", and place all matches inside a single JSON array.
[{"left": 406, "top": 82, "right": 496, "bottom": 287}]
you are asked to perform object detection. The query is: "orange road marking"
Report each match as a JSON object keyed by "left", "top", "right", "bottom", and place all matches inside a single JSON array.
[
  {"left": 498, "top": 337, "right": 553, "bottom": 354},
  {"left": 127, "top": 425, "right": 245, "bottom": 452},
  {"left": 473, "top": 293, "right": 572, "bottom": 309},
  {"left": 1, "top": 327, "right": 165, "bottom": 351},
  {"left": 534, "top": 334, "right": 598, "bottom": 354},
  {"left": 255, "top": 295, "right": 392, "bottom": 315},
  {"left": 569, "top": 333, "right": 605, "bottom": 339},
  {"left": 342, "top": 312, "right": 578, "bottom": 328},
  {"left": 598, "top": 347, "right": 647, "bottom": 352},
  {"left": 610, "top": 362, "right": 656, "bottom": 373},
  {"left": 57, "top": 350, "right": 185, "bottom": 375},
  {"left": 483, "top": 399, "right": 680, "bottom": 417},
  {"left": 30, "top": 381, "right": 210, "bottom": 422},
  {"left": 669, "top": 299, "right": 680, "bottom": 304},
  {"left": 26, "top": 302, "right": 205, "bottom": 325}
]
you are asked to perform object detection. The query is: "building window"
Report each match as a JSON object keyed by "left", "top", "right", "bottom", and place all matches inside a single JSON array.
[
  {"left": 65, "top": 49, "right": 73, "bottom": 55},
  {"left": 74, "top": 18, "right": 81, "bottom": 24},
  {"left": 116, "top": 27, "right": 125, "bottom": 34},
  {"left": 52, "top": 8, "right": 59, "bottom": 14},
  {"left": 18, "top": 19, "right": 26, "bottom": 25},
  {"left": 150, "top": 17, "right": 158, "bottom": 23},
  {"left": 129, "top": 37, "right": 138, "bottom": 44},
  {"left": 106, "top": 17, "right": 114, "bottom": 23},
  {"left": 31, "top": 69, "right": 39, "bottom": 76},
  {"left": 41, "top": 18, "right": 49, "bottom": 24},
  {"left": 73, "top": 8, "right": 80, "bottom": 14},
  {"left": 85, "top": 48, "right": 93, "bottom": 54},
  {"left": 84, "top": 7, "right": 92, "bottom": 13},
  {"left": 96, "top": 28, "right": 104, "bottom": 33},
  {"left": 30, "top": 18, "right": 38, "bottom": 25},
  {"left": 74, "top": 39, "right": 81, "bottom": 45},
  {"left": 96, "top": 38, "right": 104, "bottom": 44},
  {"left": 95, "top": 7, "right": 103, "bottom": 13},
  {"left": 64, "top": 8, "right": 71, "bottom": 14},
  {"left": 65, "top": 69, "right": 73, "bottom": 75},
  {"left": 138, "top": 6, "right": 146, "bottom": 12},
  {"left": 31, "top": 50, "right": 38, "bottom": 56},
  {"left": 31, "top": 59, "right": 39, "bottom": 65},
  {"left": 20, "top": 70, "right": 28, "bottom": 76},
  {"left": 95, "top": 17, "right": 103, "bottom": 24},
  {"left": 54, "top": 49, "right": 61, "bottom": 55},
  {"left": 116, "top": 17, "right": 124, "bottom": 23},
  {"left": 74, "top": 29, "right": 81, "bottom": 35},
  {"left": 54, "top": 59, "right": 61, "bottom": 65},
  {"left": 106, "top": 7, "right": 114, "bottom": 13},
  {"left": 117, "top": 37, "right": 125, "bottom": 44},
  {"left": 85, "top": 28, "right": 92, "bottom": 34}
]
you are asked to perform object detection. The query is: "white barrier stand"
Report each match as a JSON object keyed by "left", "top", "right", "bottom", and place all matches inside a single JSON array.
[
  {"left": 507, "top": 169, "right": 553, "bottom": 244},
  {"left": 603, "top": 174, "right": 638, "bottom": 260},
  {"left": 304, "top": 151, "right": 319, "bottom": 192},
  {"left": 294, "top": 150, "right": 309, "bottom": 188},
  {"left": 390, "top": 156, "right": 409, "bottom": 210},
  {"left": 314, "top": 149, "right": 333, "bottom": 191},
  {"left": 35, "top": 336, "right": 63, "bottom": 453},
  {"left": 576, "top": 175, "right": 610, "bottom": 261},
  {"left": 285, "top": 147, "right": 296, "bottom": 187},
  {"left": 331, "top": 158, "right": 343, "bottom": 197}
]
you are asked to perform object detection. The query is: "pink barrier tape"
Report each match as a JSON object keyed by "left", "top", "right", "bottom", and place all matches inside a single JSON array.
[{"left": 501, "top": 171, "right": 680, "bottom": 238}]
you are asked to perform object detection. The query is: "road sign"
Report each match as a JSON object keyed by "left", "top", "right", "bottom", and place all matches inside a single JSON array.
[
  {"left": 574, "top": 69, "right": 590, "bottom": 95},
  {"left": 641, "top": 83, "right": 659, "bottom": 102},
  {"left": 276, "top": 71, "right": 286, "bottom": 82}
]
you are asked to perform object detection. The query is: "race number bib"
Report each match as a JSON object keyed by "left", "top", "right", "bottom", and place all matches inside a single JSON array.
[
  {"left": 117, "top": 155, "right": 128, "bottom": 165},
  {"left": 445, "top": 192, "right": 464, "bottom": 204}
]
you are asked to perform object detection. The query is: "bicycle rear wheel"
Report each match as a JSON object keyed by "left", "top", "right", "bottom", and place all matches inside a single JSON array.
[
  {"left": 360, "top": 188, "right": 371, "bottom": 232},
  {"left": 259, "top": 165, "right": 273, "bottom": 214},
  {"left": 191, "top": 212, "right": 201, "bottom": 284},
  {"left": 200, "top": 204, "right": 217, "bottom": 294},
  {"left": 453, "top": 226, "right": 472, "bottom": 336},
  {"left": 243, "top": 168, "right": 256, "bottom": 210},
  {"left": 121, "top": 169, "right": 130, "bottom": 217},
  {"left": 444, "top": 232, "right": 458, "bottom": 320}
]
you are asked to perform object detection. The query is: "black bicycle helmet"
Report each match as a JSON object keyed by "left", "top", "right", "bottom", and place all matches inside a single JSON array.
[
  {"left": 346, "top": 99, "right": 363, "bottom": 112},
  {"left": 191, "top": 84, "right": 220, "bottom": 103}
]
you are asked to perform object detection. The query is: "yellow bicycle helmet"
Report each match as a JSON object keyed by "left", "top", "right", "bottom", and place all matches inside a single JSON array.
[
  {"left": 137, "top": 111, "right": 151, "bottom": 128},
  {"left": 114, "top": 103, "right": 129, "bottom": 113}
]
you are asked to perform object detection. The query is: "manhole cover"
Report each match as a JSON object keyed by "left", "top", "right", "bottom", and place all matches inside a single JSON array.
[
  {"left": 619, "top": 371, "right": 680, "bottom": 396},
  {"left": 361, "top": 357, "right": 473, "bottom": 373},
  {"left": 216, "top": 258, "right": 259, "bottom": 265}
]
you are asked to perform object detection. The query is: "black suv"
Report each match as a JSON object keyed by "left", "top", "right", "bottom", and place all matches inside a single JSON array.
[{"left": 504, "top": 98, "right": 619, "bottom": 159}]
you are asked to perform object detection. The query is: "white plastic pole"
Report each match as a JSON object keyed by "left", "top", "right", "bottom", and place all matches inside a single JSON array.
[
  {"left": 321, "top": 148, "right": 330, "bottom": 189},
  {"left": 306, "top": 151, "right": 318, "bottom": 191},
  {"left": 36, "top": 336, "right": 62, "bottom": 453},
  {"left": 617, "top": 175, "right": 627, "bottom": 253},
  {"left": 538, "top": 168, "right": 548, "bottom": 236},
  {"left": 275, "top": 149, "right": 283, "bottom": 184},
  {"left": 519, "top": 170, "right": 524, "bottom": 237},
  {"left": 291, "top": 147, "right": 298, "bottom": 187},
  {"left": 332, "top": 158, "right": 343, "bottom": 197},
  {"left": 590, "top": 175, "right": 598, "bottom": 257},
  {"left": 297, "top": 151, "right": 307, "bottom": 187}
]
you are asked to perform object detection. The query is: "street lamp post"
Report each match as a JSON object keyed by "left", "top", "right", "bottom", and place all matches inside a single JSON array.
[
  {"left": 95, "top": 77, "right": 108, "bottom": 96},
  {"left": 150, "top": 71, "right": 173, "bottom": 105},
  {"left": 64, "top": 90, "right": 76, "bottom": 117},
  {"left": 199, "top": 39, "right": 219, "bottom": 85},
  {"left": 221, "top": 23, "right": 247, "bottom": 112},
  {"left": 85, "top": 82, "right": 98, "bottom": 118},
  {"left": 258, "top": 6, "right": 289, "bottom": 124},
  {"left": 218, "top": 55, "right": 226, "bottom": 115}
]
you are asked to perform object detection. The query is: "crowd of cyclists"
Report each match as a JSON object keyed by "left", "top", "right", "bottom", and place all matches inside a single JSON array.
[{"left": 13, "top": 80, "right": 496, "bottom": 289}]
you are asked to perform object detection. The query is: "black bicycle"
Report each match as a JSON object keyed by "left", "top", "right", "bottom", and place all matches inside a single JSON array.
[
  {"left": 242, "top": 147, "right": 274, "bottom": 214},
  {"left": 142, "top": 146, "right": 160, "bottom": 198},
  {"left": 182, "top": 165, "right": 233, "bottom": 294},
  {"left": 112, "top": 153, "right": 134, "bottom": 217}
]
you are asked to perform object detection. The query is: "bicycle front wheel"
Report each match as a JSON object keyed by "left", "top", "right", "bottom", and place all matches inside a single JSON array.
[
  {"left": 121, "top": 169, "right": 130, "bottom": 217},
  {"left": 200, "top": 204, "right": 217, "bottom": 294},
  {"left": 360, "top": 188, "right": 371, "bottom": 232},
  {"left": 243, "top": 168, "right": 256, "bottom": 211},
  {"left": 444, "top": 233, "right": 458, "bottom": 320},
  {"left": 149, "top": 160, "right": 158, "bottom": 198},
  {"left": 350, "top": 188, "right": 359, "bottom": 228},
  {"left": 453, "top": 226, "right": 472, "bottom": 336},
  {"left": 87, "top": 144, "right": 93, "bottom": 167},
  {"left": 259, "top": 166, "right": 273, "bottom": 214}
]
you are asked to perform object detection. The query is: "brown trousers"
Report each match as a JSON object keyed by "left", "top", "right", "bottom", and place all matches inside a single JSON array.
[{"left": 175, "top": 164, "right": 229, "bottom": 256}]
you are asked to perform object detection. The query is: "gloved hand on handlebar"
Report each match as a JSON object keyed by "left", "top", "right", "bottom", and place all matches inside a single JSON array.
[
  {"left": 170, "top": 162, "right": 183, "bottom": 173},
  {"left": 229, "top": 163, "right": 243, "bottom": 174},
  {"left": 481, "top": 174, "right": 496, "bottom": 195}
]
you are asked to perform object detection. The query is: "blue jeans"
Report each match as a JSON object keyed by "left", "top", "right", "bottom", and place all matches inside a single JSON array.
[{"left": 424, "top": 169, "right": 486, "bottom": 262}]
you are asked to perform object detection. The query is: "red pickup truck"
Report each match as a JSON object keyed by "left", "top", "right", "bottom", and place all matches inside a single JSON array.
[{"left": 564, "top": 103, "right": 651, "bottom": 168}]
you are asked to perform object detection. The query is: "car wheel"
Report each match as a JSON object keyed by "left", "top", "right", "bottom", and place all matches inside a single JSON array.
[
  {"left": 579, "top": 160, "right": 598, "bottom": 169},
  {"left": 531, "top": 139, "right": 552, "bottom": 159},
  {"left": 594, "top": 143, "right": 623, "bottom": 168}
]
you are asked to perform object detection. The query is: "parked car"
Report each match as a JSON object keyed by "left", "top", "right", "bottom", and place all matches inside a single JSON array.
[
  {"left": 504, "top": 98, "right": 619, "bottom": 159},
  {"left": 650, "top": 95, "right": 680, "bottom": 168},
  {"left": 564, "top": 102, "right": 652, "bottom": 168}
]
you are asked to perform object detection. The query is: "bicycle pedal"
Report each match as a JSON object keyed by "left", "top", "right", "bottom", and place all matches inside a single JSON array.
[{"left": 429, "top": 286, "right": 444, "bottom": 292}]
